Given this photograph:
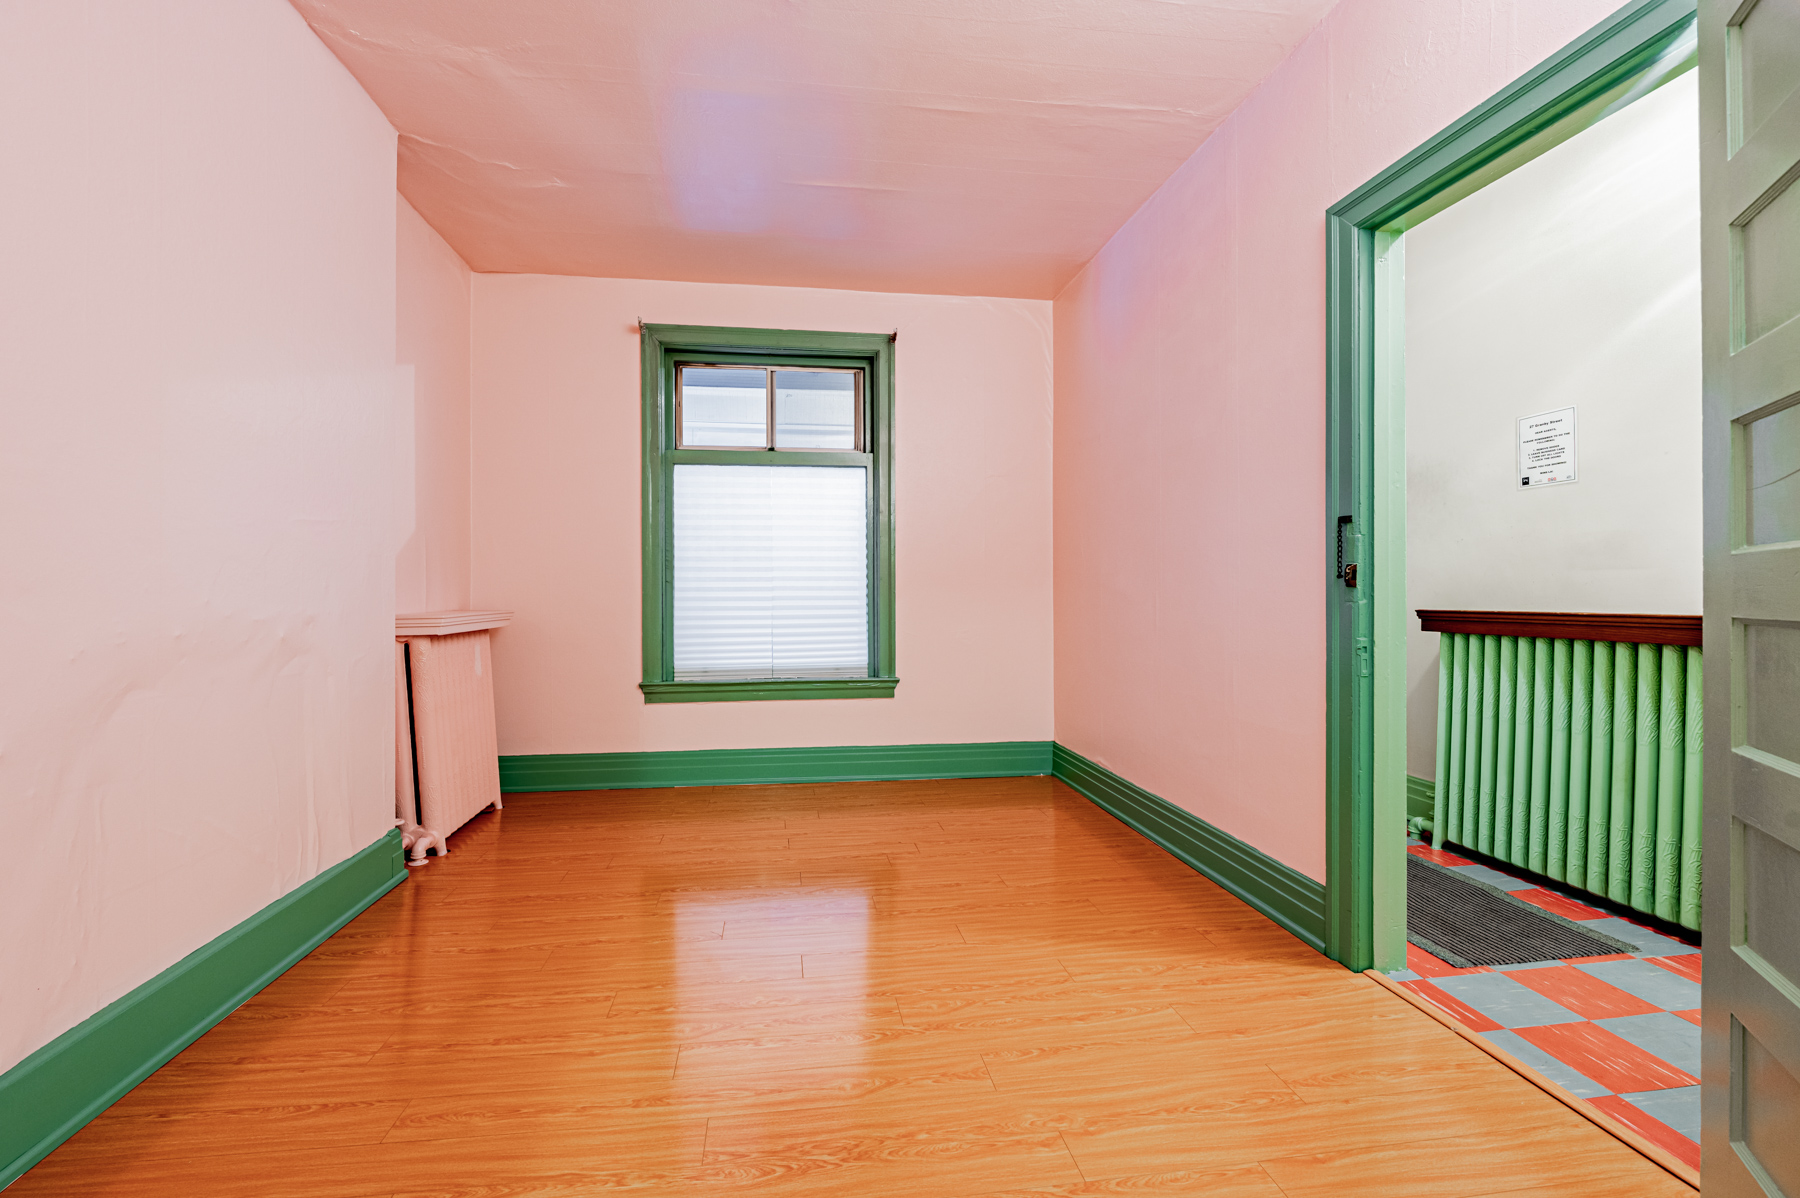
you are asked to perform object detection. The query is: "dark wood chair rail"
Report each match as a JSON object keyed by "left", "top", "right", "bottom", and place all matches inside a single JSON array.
[{"left": 1416, "top": 610, "right": 1703, "bottom": 647}]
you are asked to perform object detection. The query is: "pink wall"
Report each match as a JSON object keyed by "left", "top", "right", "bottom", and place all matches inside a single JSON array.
[
  {"left": 0, "top": 0, "right": 399, "bottom": 1071},
  {"left": 471, "top": 276, "right": 1054, "bottom": 754},
  {"left": 396, "top": 196, "right": 474, "bottom": 612},
  {"left": 1051, "top": 0, "right": 1623, "bottom": 881}
]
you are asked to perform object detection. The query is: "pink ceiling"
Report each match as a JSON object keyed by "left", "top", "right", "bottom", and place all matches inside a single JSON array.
[{"left": 291, "top": 0, "right": 1339, "bottom": 298}]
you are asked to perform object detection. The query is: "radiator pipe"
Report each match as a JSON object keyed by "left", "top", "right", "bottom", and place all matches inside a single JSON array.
[
  {"left": 1446, "top": 634, "right": 1468, "bottom": 847},
  {"left": 1680, "top": 648, "right": 1704, "bottom": 929},
  {"left": 1547, "top": 638, "right": 1572, "bottom": 881},
  {"left": 1433, "top": 643, "right": 1451, "bottom": 850},
  {"left": 1494, "top": 636, "right": 1518, "bottom": 857},
  {"left": 1608, "top": 644, "right": 1635, "bottom": 904},
  {"left": 1587, "top": 642, "right": 1614, "bottom": 893},
  {"left": 1567, "top": 640, "right": 1593, "bottom": 889},
  {"left": 1528, "top": 638, "right": 1553, "bottom": 875},
  {"left": 1478, "top": 634, "right": 1500, "bottom": 855},
  {"left": 1510, "top": 639, "right": 1535, "bottom": 864},
  {"left": 1631, "top": 643, "right": 1660, "bottom": 913},
  {"left": 1654, "top": 645, "right": 1685, "bottom": 921}
]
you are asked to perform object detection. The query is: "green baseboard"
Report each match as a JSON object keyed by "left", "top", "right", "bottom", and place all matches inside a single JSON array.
[
  {"left": 499, "top": 740, "right": 1054, "bottom": 792},
  {"left": 0, "top": 829, "right": 406, "bottom": 1189},
  {"left": 1050, "top": 744, "right": 1327, "bottom": 952},
  {"left": 499, "top": 740, "right": 1324, "bottom": 953},
  {"left": 1407, "top": 775, "right": 1436, "bottom": 822}
]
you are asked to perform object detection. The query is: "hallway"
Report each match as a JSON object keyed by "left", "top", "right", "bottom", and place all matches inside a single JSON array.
[{"left": 16, "top": 779, "right": 1688, "bottom": 1197}]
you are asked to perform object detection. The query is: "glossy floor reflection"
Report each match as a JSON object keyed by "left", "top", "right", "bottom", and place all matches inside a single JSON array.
[{"left": 17, "top": 778, "right": 1693, "bottom": 1197}]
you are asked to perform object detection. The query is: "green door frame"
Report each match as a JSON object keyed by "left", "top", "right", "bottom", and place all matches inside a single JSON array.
[{"left": 1323, "top": 0, "right": 1700, "bottom": 971}]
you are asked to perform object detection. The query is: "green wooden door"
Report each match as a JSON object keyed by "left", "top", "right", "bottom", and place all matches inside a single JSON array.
[{"left": 1700, "top": 1, "right": 1800, "bottom": 1191}]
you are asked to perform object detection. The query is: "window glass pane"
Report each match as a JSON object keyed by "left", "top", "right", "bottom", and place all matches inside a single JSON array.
[
  {"left": 1747, "top": 400, "right": 1800, "bottom": 545},
  {"left": 680, "top": 367, "right": 766, "bottom": 447},
  {"left": 774, "top": 370, "right": 857, "bottom": 449},
  {"left": 672, "top": 464, "right": 869, "bottom": 680}
]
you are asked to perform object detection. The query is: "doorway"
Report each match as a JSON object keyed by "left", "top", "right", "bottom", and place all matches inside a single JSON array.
[
  {"left": 1322, "top": 0, "right": 1702, "bottom": 1172},
  {"left": 1399, "top": 66, "right": 1705, "bottom": 1150},
  {"left": 1323, "top": 0, "right": 1698, "bottom": 971}
]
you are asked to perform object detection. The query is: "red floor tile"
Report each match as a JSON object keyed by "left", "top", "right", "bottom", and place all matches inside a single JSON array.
[
  {"left": 1511, "top": 887, "right": 1607, "bottom": 921},
  {"left": 1514, "top": 1022, "right": 1700, "bottom": 1093},
  {"left": 1648, "top": 953, "right": 1702, "bottom": 983},
  {"left": 1588, "top": 1095, "right": 1700, "bottom": 1169},
  {"left": 1408, "top": 843, "right": 1472, "bottom": 867},
  {"left": 1673, "top": 1009, "right": 1701, "bottom": 1026},
  {"left": 1405, "top": 942, "right": 1492, "bottom": 978},
  {"left": 1401, "top": 979, "right": 1503, "bottom": 1032},
  {"left": 1506, "top": 965, "right": 1660, "bottom": 1019}
]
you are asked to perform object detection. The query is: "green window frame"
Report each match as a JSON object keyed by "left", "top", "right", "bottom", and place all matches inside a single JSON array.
[{"left": 639, "top": 323, "right": 897, "bottom": 703}]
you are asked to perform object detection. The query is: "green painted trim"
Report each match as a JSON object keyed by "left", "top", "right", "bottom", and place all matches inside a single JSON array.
[
  {"left": 1323, "top": 0, "right": 1697, "bottom": 972},
  {"left": 499, "top": 741, "right": 1052, "bottom": 791},
  {"left": 0, "top": 830, "right": 406, "bottom": 1189},
  {"left": 640, "top": 678, "right": 899, "bottom": 704},
  {"left": 1050, "top": 745, "right": 1326, "bottom": 953},
  {"left": 495, "top": 740, "right": 1324, "bottom": 950},
  {"left": 1371, "top": 230, "right": 1409, "bottom": 968},
  {"left": 669, "top": 448, "right": 872, "bottom": 468},
  {"left": 1330, "top": 0, "right": 1698, "bottom": 231},
  {"left": 1406, "top": 775, "right": 1437, "bottom": 822},
  {"left": 643, "top": 325, "right": 896, "bottom": 355},
  {"left": 640, "top": 323, "right": 897, "bottom": 699}
]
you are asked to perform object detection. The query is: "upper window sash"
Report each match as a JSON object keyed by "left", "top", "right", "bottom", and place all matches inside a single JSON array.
[{"left": 675, "top": 362, "right": 866, "bottom": 452}]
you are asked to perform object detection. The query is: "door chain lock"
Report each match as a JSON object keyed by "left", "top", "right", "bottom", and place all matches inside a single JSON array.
[{"left": 1335, "top": 515, "right": 1358, "bottom": 588}]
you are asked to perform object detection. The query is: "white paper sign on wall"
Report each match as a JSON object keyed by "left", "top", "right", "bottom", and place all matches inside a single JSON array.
[{"left": 1518, "top": 406, "right": 1577, "bottom": 488}]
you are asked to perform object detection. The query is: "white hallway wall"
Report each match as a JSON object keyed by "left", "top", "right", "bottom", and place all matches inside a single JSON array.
[{"left": 1404, "top": 71, "right": 1702, "bottom": 779}]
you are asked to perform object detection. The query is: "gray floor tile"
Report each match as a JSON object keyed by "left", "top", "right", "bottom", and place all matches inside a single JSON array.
[
  {"left": 1448, "top": 863, "right": 1537, "bottom": 891},
  {"left": 1432, "top": 972, "right": 1583, "bottom": 1029},
  {"left": 1482, "top": 1030, "right": 1613, "bottom": 1097},
  {"left": 1385, "top": 969, "right": 1421, "bottom": 982},
  {"left": 1620, "top": 1085, "right": 1701, "bottom": 1139},
  {"left": 1594, "top": 1012, "right": 1702, "bottom": 1076},
  {"left": 1579, "top": 917, "right": 1695, "bottom": 959},
  {"left": 1574, "top": 957, "right": 1702, "bottom": 1011}
]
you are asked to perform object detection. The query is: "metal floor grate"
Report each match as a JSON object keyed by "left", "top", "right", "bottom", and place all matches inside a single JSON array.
[{"left": 1406, "top": 855, "right": 1638, "bottom": 968}]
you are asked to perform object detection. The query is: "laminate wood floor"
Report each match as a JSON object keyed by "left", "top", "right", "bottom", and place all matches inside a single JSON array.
[{"left": 15, "top": 777, "right": 1692, "bottom": 1197}]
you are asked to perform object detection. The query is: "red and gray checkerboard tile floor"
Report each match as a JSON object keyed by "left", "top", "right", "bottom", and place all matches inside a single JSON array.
[{"left": 1388, "top": 841, "right": 1702, "bottom": 1170}]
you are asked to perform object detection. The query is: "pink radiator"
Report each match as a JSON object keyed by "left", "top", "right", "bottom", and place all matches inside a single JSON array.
[{"left": 396, "top": 611, "right": 512, "bottom": 863}]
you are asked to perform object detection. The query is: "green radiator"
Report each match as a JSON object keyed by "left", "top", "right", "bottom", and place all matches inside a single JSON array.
[{"left": 1430, "top": 630, "right": 1701, "bottom": 931}]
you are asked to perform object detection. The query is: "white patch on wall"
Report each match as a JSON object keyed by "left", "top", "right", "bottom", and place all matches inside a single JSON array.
[{"left": 1518, "top": 406, "right": 1577, "bottom": 488}]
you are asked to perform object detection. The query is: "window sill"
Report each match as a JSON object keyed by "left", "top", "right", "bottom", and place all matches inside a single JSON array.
[{"left": 640, "top": 678, "right": 898, "bottom": 704}]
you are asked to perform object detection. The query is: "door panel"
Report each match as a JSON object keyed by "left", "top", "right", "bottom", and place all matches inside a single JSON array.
[
  {"left": 1740, "top": 179, "right": 1800, "bottom": 342},
  {"left": 1734, "top": 1018, "right": 1800, "bottom": 1194},
  {"left": 1704, "top": 0, "right": 1800, "bottom": 1192},
  {"left": 1738, "top": 0, "right": 1800, "bottom": 138},
  {"left": 1741, "top": 820, "right": 1800, "bottom": 986},
  {"left": 1744, "top": 401, "right": 1800, "bottom": 543}
]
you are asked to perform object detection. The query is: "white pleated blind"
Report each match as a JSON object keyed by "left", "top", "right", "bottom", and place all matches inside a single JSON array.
[{"left": 672, "top": 464, "right": 870, "bottom": 680}]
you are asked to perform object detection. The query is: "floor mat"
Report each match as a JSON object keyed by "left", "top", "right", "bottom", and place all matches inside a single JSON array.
[{"left": 1407, "top": 855, "right": 1638, "bottom": 967}]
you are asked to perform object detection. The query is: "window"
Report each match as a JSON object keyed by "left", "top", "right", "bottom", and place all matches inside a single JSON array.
[{"left": 640, "top": 324, "right": 896, "bottom": 703}]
